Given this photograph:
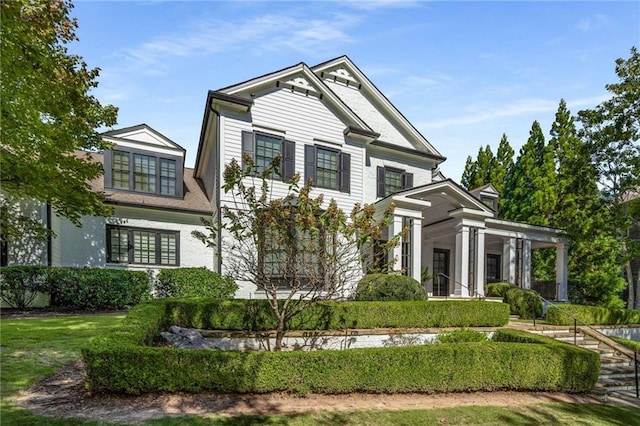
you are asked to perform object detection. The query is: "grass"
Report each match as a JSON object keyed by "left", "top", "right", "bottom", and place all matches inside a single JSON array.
[{"left": 1, "top": 313, "right": 639, "bottom": 425}]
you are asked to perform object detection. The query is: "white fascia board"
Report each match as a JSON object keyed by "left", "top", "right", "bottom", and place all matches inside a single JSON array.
[
  {"left": 483, "top": 227, "right": 566, "bottom": 244},
  {"left": 449, "top": 207, "right": 495, "bottom": 219},
  {"left": 486, "top": 218, "right": 566, "bottom": 236},
  {"left": 391, "top": 195, "right": 432, "bottom": 211},
  {"left": 102, "top": 136, "right": 185, "bottom": 157}
]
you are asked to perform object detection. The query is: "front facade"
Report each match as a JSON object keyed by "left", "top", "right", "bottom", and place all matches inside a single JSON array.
[
  {"left": 193, "top": 56, "right": 569, "bottom": 300},
  {"left": 5, "top": 56, "right": 569, "bottom": 301}
]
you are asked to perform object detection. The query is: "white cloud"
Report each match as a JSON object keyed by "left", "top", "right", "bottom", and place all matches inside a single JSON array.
[
  {"left": 113, "top": 13, "right": 361, "bottom": 75},
  {"left": 576, "top": 14, "right": 610, "bottom": 32}
]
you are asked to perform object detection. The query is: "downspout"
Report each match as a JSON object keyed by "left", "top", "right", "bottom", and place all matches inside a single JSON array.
[
  {"left": 208, "top": 102, "right": 223, "bottom": 274},
  {"left": 46, "top": 202, "right": 52, "bottom": 266}
]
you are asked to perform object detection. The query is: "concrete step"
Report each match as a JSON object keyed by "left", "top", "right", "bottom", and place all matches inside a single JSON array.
[
  {"left": 599, "top": 365, "right": 637, "bottom": 380},
  {"left": 596, "top": 379, "right": 639, "bottom": 392},
  {"left": 600, "top": 356, "right": 633, "bottom": 366}
]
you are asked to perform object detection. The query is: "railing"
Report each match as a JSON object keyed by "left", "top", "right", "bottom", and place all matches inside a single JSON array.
[
  {"left": 435, "top": 273, "right": 485, "bottom": 300},
  {"left": 531, "top": 293, "right": 639, "bottom": 399}
]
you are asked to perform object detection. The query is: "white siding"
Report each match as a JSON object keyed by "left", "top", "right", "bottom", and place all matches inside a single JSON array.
[
  {"left": 51, "top": 206, "right": 214, "bottom": 270},
  {"left": 220, "top": 86, "right": 365, "bottom": 212},
  {"left": 323, "top": 79, "right": 415, "bottom": 150}
]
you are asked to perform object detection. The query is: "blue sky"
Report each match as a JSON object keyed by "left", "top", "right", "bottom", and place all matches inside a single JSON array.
[{"left": 70, "top": 1, "right": 639, "bottom": 181}]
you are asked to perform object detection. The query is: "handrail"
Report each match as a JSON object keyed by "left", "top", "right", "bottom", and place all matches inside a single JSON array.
[
  {"left": 436, "top": 273, "right": 485, "bottom": 300},
  {"left": 534, "top": 293, "right": 640, "bottom": 398}
]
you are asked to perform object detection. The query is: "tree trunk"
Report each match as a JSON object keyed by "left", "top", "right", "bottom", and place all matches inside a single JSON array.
[
  {"left": 626, "top": 262, "right": 635, "bottom": 309},
  {"left": 274, "top": 316, "right": 286, "bottom": 351}
]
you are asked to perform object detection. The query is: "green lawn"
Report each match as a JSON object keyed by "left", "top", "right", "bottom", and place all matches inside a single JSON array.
[{"left": 1, "top": 313, "right": 639, "bottom": 425}]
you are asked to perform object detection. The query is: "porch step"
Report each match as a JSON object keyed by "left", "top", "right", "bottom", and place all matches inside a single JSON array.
[{"left": 599, "top": 364, "right": 637, "bottom": 380}]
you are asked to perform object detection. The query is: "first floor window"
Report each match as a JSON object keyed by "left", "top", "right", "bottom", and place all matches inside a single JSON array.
[
  {"left": 486, "top": 254, "right": 501, "bottom": 283},
  {"left": 107, "top": 225, "right": 179, "bottom": 266},
  {"left": 401, "top": 217, "right": 413, "bottom": 277}
]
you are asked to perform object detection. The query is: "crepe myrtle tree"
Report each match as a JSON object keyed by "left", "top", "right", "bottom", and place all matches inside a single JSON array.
[{"left": 194, "top": 154, "right": 400, "bottom": 350}]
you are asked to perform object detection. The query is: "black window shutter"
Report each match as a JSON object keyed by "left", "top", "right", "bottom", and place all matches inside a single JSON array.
[
  {"left": 283, "top": 140, "right": 296, "bottom": 181},
  {"left": 376, "top": 166, "right": 386, "bottom": 197},
  {"left": 241, "top": 131, "right": 255, "bottom": 171},
  {"left": 403, "top": 172, "right": 413, "bottom": 189},
  {"left": 304, "top": 145, "right": 317, "bottom": 186},
  {"left": 339, "top": 152, "right": 351, "bottom": 193}
]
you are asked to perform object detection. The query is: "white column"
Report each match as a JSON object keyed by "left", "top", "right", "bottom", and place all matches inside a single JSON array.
[
  {"left": 476, "top": 228, "right": 486, "bottom": 296},
  {"left": 502, "top": 238, "right": 516, "bottom": 284},
  {"left": 389, "top": 215, "right": 403, "bottom": 271},
  {"left": 411, "top": 217, "right": 422, "bottom": 285},
  {"left": 556, "top": 243, "right": 569, "bottom": 301},
  {"left": 455, "top": 225, "right": 470, "bottom": 296},
  {"left": 522, "top": 240, "right": 532, "bottom": 289}
]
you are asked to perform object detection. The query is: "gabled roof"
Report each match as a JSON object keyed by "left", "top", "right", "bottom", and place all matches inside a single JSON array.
[
  {"left": 311, "top": 56, "right": 445, "bottom": 161},
  {"left": 102, "top": 124, "right": 185, "bottom": 153},
  {"left": 216, "top": 61, "right": 373, "bottom": 132},
  {"left": 469, "top": 183, "right": 499, "bottom": 196}
]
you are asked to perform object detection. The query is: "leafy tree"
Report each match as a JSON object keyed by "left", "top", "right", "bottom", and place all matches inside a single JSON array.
[
  {"left": 193, "top": 156, "right": 398, "bottom": 350},
  {"left": 502, "top": 121, "right": 556, "bottom": 226},
  {"left": 1, "top": 0, "right": 118, "bottom": 244},
  {"left": 578, "top": 47, "right": 640, "bottom": 308}
]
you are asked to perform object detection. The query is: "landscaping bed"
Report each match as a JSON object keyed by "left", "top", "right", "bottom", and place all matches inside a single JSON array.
[{"left": 83, "top": 299, "right": 598, "bottom": 395}]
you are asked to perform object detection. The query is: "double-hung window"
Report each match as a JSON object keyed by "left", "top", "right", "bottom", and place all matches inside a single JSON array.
[
  {"left": 107, "top": 225, "right": 179, "bottom": 266},
  {"left": 242, "top": 131, "right": 295, "bottom": 180},
  {"left": 304, "top": 145, "right": 351, "bottom": 193},
  {"left": 105, "top": 148, "right": 183, "bottom": 197},
  {"left": 376, "top": 166, "right": 413, "bottom": 197}
]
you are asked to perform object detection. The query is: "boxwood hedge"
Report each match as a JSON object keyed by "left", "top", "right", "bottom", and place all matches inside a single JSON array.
[
  {"left": 164, "top": 298, "right": 510, "bottom": 330},
  {"left": 547, "top": 304, "right": 640, "bottom": 326},
  {"left": 83, "top": 299, "right": 598, "bottom": 395}
]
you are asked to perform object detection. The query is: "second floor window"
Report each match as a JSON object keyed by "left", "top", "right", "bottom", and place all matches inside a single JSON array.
[
  {"left": 305, "top": 145, "right": 350, "bottom": 193},
  {"left": 105, "top": 148, "right": 183, "bottom": 197},
  {"left": 376, "top": 166, "right": 413, "bottom": 197},
  {"left": 242, "top": 131, "right": 295, "bottom": 180}
]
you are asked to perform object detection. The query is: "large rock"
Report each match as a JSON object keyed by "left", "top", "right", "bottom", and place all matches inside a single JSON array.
[{"left": 160, "top": 326, "right": 219, "bottom": 349}]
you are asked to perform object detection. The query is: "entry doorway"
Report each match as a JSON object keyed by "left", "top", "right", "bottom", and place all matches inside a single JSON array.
[{"left": 433, "top": 248, "right": 450, "bottom": 296}]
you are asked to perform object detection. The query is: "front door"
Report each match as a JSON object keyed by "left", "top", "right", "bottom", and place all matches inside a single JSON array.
[{"left": 433, "top": 248, "right": 450, "bottom": 296}]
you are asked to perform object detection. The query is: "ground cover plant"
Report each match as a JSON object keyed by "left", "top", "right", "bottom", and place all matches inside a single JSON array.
[
  {"left": 83, "top": 299, "right": 597, "bottom": 395},
  {"left": 547, "top": 304, "right": 640, "bottom": 325}
]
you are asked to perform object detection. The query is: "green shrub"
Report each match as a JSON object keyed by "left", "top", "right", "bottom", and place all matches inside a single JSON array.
[
  {"left": 546, "top": 304, "right": 640, "bottom": 326},
  {"left": 505, "top": 287, "right": 543, "bottom": 319},
  {"left": 155, "top": 268, "right": 237, "bottom": 298},
  {"left": 611, "top": 337, "right": 640, "bottom": 352},
  {"left": 436, "top": 329, "right": 488, "bottom": 343},
  {"left": 485, "top": 282, "right": 517, "bottom": 298},
  {"left": 83, "top": 304, "right": 599, "bottom": 395},
  {"left": 48, "top": 267, "right": 149, "bottom": 310},
  {"left": 0, "top": 266, "right": 49, "bottom": 308},
  {"left": 164, "top": 299, "right": 510, "bottom": 331},
  {"left": 354, "top": 273, "right": 427, "bottom": 301}
]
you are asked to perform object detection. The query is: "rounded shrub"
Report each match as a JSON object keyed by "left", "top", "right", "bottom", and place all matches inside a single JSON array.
[
  {"left": 155, "top": 267, "right": 237, "bottom": 299},
  {"left": 0, "top": 265, "right": 49, "bottom": 308},
  {"left": 485, "top": 282, "right": 517, "bottom": 298},
  {"left": 505, "top": 287, "right": 543, "bottom": 319},
  {"left": 353, "top": 273, "right": 426, "bottom": 301}
]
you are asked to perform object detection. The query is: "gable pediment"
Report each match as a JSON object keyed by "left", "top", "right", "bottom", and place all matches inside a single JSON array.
[{"left": 102, "top": 124, "right": 185, "bottom": 157}]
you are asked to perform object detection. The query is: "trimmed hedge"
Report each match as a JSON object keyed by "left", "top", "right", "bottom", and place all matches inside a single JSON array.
[
  {"left": 505, "top": 287, "right": 543, "bottom": 319},
  {"left": 485, "top": 282, "right": 516, "bottom": 298},
  {"left": 0, "top": 266, "right": 149, "bottom": 309},
  {"left": 164, "top": 299, "right": 510, "bottom": 330},
  {"left": 547, "top": 304, "right": 640, "bottom": 326},
  {"left": 0, "top": 266, "right": 49, "bottom": 308},
  {"left": 83, "top": 301, "right": 599, "bottom": 394},
  {"left": 155, "top": 268, "right": 237, "bottom": 299},
  {"left": 354, "top": 273, "right": 426, "bottom": 301},
  {"left": 48, "top": 267, "right": 149, "bottom": 310}
]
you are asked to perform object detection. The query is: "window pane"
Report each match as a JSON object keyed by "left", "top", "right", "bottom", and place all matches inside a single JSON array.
[
  {"left": 109, "top": 228, "right": 128, "bottom": 262},
  {"left": 132, "top": 231, "right": 155, "bottom": 264},
  {"left": 160, "top": 233, "right": 177, "bottom": 265},
  {"left": 316, "top": 148, "right": 338, "bottom": 189},
  {"left": 112, "top": 151, "right": 130, "bottom": 189},
  {"left": 133, "top": 154, "right": 156, "bottom": 193},
  {"left": 384, "top": 169, "right": 403, "bottom": 196},
  {"left": 160, "top": 159, "right": 177, "bottom": 195},
  {"left": 255, "top": 134, "right": 281, "bottom": 175}
]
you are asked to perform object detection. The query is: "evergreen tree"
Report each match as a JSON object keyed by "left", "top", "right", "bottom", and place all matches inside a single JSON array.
[
  {"left": 491, "top": 133, "right": 514, "bottom": 204},
  {"left": 461, "top": 156, "right": 477, "bottom": 189}
]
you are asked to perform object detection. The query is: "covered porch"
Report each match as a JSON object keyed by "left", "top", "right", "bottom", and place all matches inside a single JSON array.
[{"left": 376, "top": 180, "right": 569, "bottom": 301}]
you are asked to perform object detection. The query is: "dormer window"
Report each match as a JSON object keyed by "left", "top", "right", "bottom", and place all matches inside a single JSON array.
[
  {"left": 105, "top": 147, "right": 183, "bottom": 198},
  {"left": 480, "top": 195, "right": 497, "bottom": 210}
]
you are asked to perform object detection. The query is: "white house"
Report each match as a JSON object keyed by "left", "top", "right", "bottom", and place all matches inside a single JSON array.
[
  {"left": 193, "top": 56, "right": 569, "bottom": 300},
  {"left": 4, "top": 56, "right": 569, "bottom": 301}
]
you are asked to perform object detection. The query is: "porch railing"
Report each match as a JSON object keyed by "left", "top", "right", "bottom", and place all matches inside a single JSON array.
[{"left": 435, "top": 273, "right": 485, "bottom": 300}]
